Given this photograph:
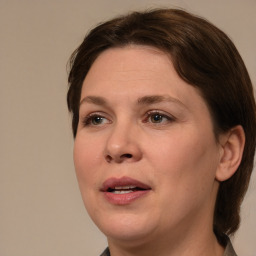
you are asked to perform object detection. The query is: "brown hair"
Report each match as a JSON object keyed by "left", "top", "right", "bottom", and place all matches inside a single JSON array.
[{"left": 67, "top": 8, "right": 256, "bottom": 238}]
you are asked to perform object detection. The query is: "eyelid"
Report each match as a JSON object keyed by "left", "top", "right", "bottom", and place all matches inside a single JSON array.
[
  {"left": 143, "top": 110, "right": 176, "bottom": 123},
  {"left": 146, "top": 110, "right": 176, "bottom": 118},
  {"left": 81, "top": 111, "right": 112, "bottom": 127}
]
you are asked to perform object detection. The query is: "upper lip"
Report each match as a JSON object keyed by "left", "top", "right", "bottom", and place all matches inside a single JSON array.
[{"left": 101, "top": 176, "right": 151, "bottom": 192}]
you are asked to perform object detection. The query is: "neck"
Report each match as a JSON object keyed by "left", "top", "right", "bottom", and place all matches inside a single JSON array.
[{"left": 107, "top": 224, "right": 224, "bottom": 256}]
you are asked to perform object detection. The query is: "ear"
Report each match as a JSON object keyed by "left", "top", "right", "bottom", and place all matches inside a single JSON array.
[{"left": 215, "top": 125, "right": 245, "bottom": 182}]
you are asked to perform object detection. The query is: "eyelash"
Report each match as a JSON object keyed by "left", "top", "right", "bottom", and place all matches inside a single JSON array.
[
  {"left": 81, "top": 110, "right": 175, "bottom": 127},
  {"left": 82, "top": 112, "right": 110, "bottom": 127},
  {"left": 144, "top": 110, "right": 175, "bottom": 124}
]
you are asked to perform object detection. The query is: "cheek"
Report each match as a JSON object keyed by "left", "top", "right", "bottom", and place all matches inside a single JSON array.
[
  {"left": 73, "top": 135, "right": 103, "bottom": 187},
  {"left": 149, "top": 132, "right": 219, "bottom": 218},
  {"left": 148, "top": 129, "right": 219, "bottom": 189},
  {"left": 74, "top": 132, "right": 104, "bottom": 165},
  {"left": 73, "top": 136, "right": 104, "bottom": 213}
]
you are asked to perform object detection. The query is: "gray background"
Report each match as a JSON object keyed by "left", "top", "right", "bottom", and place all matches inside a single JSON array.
[{"left": 1, "top": 0, "right": 255, "bottom": 255}]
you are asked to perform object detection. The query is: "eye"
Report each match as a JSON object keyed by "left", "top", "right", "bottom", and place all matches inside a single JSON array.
[
  {"left": 150, "top": 113, "right": 165, "bottom": 123},
  {"left": 144, "top": 111, "right": 175, "bottom": 124},
  {"left": 82, "top": 113, "right": 111, "bottom": 127}
]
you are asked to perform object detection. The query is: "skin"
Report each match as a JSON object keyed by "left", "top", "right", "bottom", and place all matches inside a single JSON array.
[{"left": 73, "top": 45, "right": 233, "bottom": 256}]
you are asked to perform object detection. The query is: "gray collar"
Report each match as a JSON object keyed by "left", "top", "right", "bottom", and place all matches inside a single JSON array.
[
  {"left": 100, "top": 247, "right": 110, "bottom": 256},
  {"left": 223, "top": 239, "right": 237, "bottom": 256}
]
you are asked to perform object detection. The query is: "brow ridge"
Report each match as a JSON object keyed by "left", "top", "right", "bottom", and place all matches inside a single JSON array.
[{"left": 80, "top": 94, "right": 185, "bottom": 108}]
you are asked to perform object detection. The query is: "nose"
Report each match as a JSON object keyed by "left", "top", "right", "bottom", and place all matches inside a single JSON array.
[{"left": 104, "top": 122, "right": 143, "bottom": 164}]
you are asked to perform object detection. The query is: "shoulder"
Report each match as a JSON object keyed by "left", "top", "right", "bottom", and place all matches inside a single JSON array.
[{"left": 100, "top": 248, "right": 110, "bottom": 256}]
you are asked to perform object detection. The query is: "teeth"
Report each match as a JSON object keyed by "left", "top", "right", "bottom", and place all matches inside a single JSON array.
[
  {"left": 114, "top": 185, "right": 136, "bottom": 190},
  {"left": 113, "top": 190, "right": 134, "bottom": 194}
]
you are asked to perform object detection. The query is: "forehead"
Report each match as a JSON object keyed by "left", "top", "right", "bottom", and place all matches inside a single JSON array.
[
  {"left": 85, "top": 45, "right": 172, "bottom": 84},
  {"left": 83, "top": 46, "right": 182, "bottom": 94},
  {"left": 81, "top": 46, "right": 204, "bottom": 104}
]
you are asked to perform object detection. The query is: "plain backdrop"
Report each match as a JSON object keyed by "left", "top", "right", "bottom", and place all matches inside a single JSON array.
[{"left": 1, "top": 0, "right": 255, "bottom": 255}]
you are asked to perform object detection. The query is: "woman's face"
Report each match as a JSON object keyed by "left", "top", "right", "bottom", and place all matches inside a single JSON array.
[{"left": 74, "top": 46, "right": 222, "bottom": 245}]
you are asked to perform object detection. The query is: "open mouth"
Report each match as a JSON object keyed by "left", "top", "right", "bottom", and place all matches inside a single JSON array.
[
  {"left": 107, "top": 185, "right": 148, "bottom": 194},
  {"left": 101, "top": 176, "right": 151, "bottom": 205},
  {"left": 101, "top": 176, "right": 151, "bottom": 194}
]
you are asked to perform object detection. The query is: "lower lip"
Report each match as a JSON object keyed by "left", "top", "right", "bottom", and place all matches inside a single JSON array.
[{"left": 103, "top": 190, "right": 150, "bottom": 205}]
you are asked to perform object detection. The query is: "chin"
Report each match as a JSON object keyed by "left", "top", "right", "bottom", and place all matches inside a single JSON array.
[{"left": 92, "top": 211, "right": 157, "bottom": 243}]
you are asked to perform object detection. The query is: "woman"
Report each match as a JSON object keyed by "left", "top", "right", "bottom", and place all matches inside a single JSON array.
[{"left": 67, "top": 9, "right": 256, "bottom": 256}]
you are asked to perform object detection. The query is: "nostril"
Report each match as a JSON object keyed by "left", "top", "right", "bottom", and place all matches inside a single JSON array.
[
  {"left": 122, "top": 153, "right": 132, "bottom": 158},
  {"left": 105, "top": 153, "right": 134, "bottom": 163},
  {"left": 106, "top": 155, "right": 112, "bottom": 162}
]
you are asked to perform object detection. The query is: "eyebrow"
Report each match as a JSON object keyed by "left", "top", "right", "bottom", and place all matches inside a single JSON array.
[
  {"left": 80, "top": 95, "right": 186, "bottom": 108},
  {"left": 80, "top": 96, "right": 108, "bottom": 106},
  {"left": 137, "top": 95, "right": 185, "bottom": 107}
]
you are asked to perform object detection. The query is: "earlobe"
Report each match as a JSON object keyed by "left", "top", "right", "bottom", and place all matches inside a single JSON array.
[{"left": 215, "top": 125, "right": 245, "bottom": 182}]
